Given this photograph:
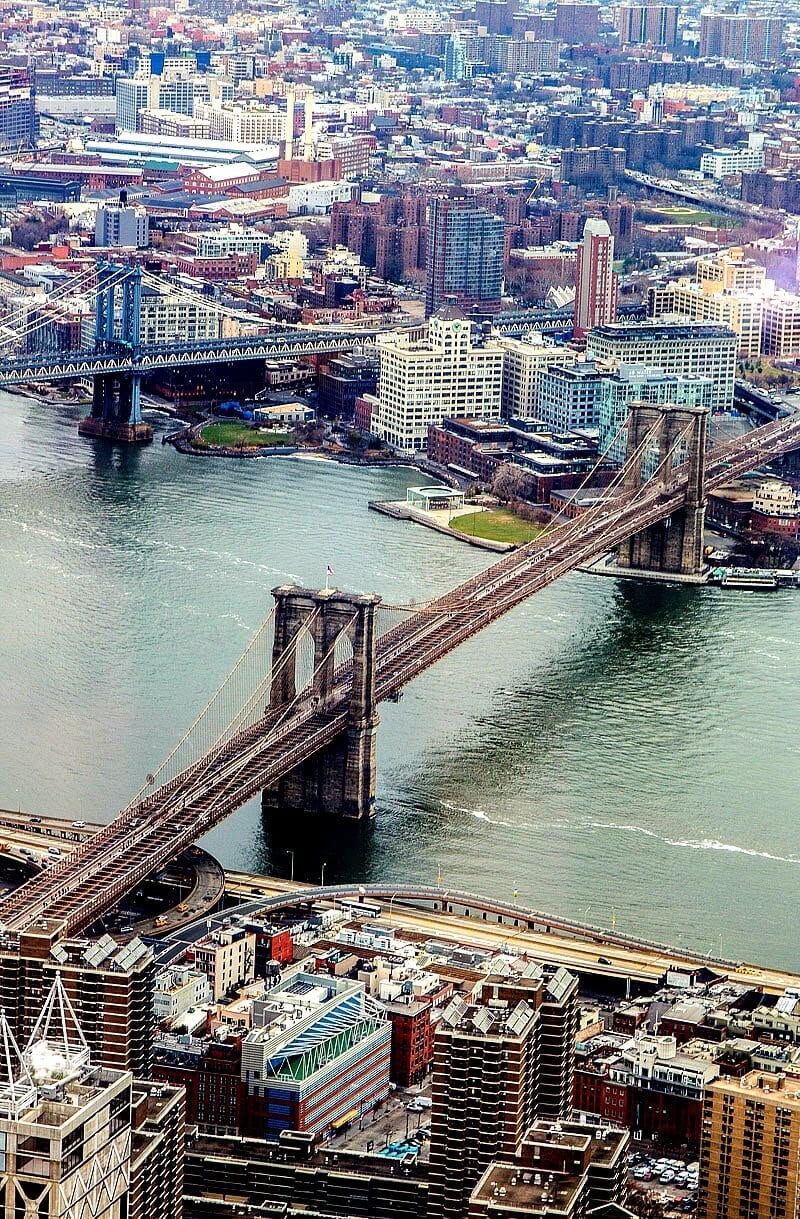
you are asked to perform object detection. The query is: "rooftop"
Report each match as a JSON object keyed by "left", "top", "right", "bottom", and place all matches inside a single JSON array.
[
  {"left": 711, "top": 1070, "right": 800, "bottom": 1102},
  {"left": 191, "top": 1130, "right": 428, "bottom": 1180},
  {"left": 590, "top": 321, "right": 738, "bottom": 341},
  {"left": 471, "top": 1160, "right": 582, "bottom": 1214}
]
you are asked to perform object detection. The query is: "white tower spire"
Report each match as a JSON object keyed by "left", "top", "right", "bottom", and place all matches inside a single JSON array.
[
  {"left": 24, "top": 972, "right": 91, "bottom": 1083},
  {"left": 0, "top": 1009, "right": 36, "bottom": 1118}
]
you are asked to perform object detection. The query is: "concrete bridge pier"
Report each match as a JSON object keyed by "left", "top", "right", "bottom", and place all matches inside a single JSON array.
[
  {"left": 617, "top": 401, "right": 708, "bottom": 578},
  {"left": 262, "top": 585, "right": 381, "bottom": 820},
  {"left": 79, "top": 372, "right": 152, "bottom": 444}
]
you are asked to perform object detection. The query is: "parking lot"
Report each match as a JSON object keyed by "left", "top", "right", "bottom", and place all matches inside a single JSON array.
[{"left": 629, "top": 1150, "right": 698, "bottom": 1215}]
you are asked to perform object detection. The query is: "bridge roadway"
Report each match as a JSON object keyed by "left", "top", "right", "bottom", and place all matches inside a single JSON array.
[
  {"left": 0, "top": 810, "right": 224, "bottom": 939},
  {"left": 1, "top": 413, "right": 799, "bottom": 939},
  {"left": 0, "top": 329, "right": 373, "bottom": 387}
]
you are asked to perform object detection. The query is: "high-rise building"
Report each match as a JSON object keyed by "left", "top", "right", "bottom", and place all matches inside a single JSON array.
[
  {"left": 115, "top": 77, "right": 151, "bottom": 133},
  {"left": 699, "top": 1070, "right": 800, "bottom": 1219},
  {"left": 762, "top": 292, "right": 800, "bottom": 358},
  {"left": 444, "top": 36, "right": 467, "bottom": 81},
  {"left": 95, "top": 199, "right": 150, "bottom": 248},
  {"left": 129, "top": 1079, "right": 186, "bottom": 1219},
  {"left": 370, "top": 311, "right": 505, "bottom": 452},
  {"left": 614, "top": 3, "right": 679, "bottom": 46},
  {"left": 427, "top": 967, "right": 578, "bottom": 1219},
  {"left": 0, "top": 66, "right": 38, "bottom": 151},
  {"left": 0, "top": 927, "right": 155, "bottom": 1077},
  {"left": 0, "top": 973, "right": 185, "bottom": 1219},
  {"left": 425, "top": 197, "right": 504, "bottom": 318},
  {"left": 586, "top": 321, "right": 738, "bottom": 410},
  {"left": 574, "top": 218, "right": 618, "bottom": 340},
  {"left": 554, "top": 2, "right": 600, "bottom": 42},
  {"left": 476, "top": 0, "right": 514, "bottom": 35},
  {"left": 699, "top": 12, "right": 784, "bottom": 62}
]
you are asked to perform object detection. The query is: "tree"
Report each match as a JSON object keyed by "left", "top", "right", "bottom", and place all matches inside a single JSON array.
[{"left": 491, "top": 463, "right": 535, "bottom": 503}]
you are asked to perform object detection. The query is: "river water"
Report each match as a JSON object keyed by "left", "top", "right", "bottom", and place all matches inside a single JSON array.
[{"left": 1, "top": 393, "right": 798, "bottom": 968}]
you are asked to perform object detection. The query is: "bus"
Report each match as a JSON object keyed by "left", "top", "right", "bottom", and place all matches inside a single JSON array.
[{"left": 341, "top": 899, "right": 382, "bottom": 920}]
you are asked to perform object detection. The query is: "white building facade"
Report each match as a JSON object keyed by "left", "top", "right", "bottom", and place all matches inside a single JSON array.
[{"left": 372, "top": 314, "right": 504, "bottom": 453}]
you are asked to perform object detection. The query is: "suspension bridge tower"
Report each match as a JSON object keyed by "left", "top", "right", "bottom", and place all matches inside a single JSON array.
[
  {"left": 262, "top": 584, "right": 381, "bottom": 819},
  {"left": 78, "top": 262, "right": 153, "bottom": 444},
  {"left": 617, "top": 401, "right": 708, "bottom": 578}
]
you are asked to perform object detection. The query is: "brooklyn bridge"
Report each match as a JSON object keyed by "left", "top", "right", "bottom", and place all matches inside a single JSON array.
[{"left": 0, "top": 394, "right": 797, "bottom": 942}]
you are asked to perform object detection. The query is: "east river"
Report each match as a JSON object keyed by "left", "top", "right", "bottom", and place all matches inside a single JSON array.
[{"left": 1, "top": 392, "right": 798, "bottom": 967}]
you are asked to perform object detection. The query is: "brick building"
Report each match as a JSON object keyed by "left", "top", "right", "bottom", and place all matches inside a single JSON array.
[
  {"left": 154, "top": 1032, "right": 246, "bottom": 1134},
  {"left": 383, "top": 997, "right": 433, "bottom": 1087}
]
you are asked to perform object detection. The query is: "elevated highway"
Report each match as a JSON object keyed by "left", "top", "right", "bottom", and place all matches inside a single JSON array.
[
  {"left": 175, "top": 878, "right": 800, "bottom": 997},
  {"left": 0, "top": 814, "right": 794, "bottom": 992},
  {"left": 0, "top": 810, "right": 224, "bottom": 938}
]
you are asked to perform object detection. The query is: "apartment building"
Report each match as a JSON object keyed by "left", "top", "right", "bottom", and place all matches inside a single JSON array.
[
  {"left": 371, "top": 312, "right": 504, "bottom": 453},
  {"left": 154, "top": 965, "right": 211, "bottom": 1023},
  {"left": 425, "top": 197, "right": 504, "bottom": 317},
  {"left": 428, "top": 967, "right": 578, "bottom": 1219},
  {"left": 614, "top": 3, "right": 679, "bottom": 47},
  {"left": 573, "top": 217, "right": 618, "bottom": 340},
  {"left": 699, "top": 1070, "right": 800, "bottom": 1219},
  {"left": 95, "top": 201, "right": 149, "bottom": 249},
  {"left": 193, "top": 926, "right": 256, "bottom": 1000},
  {"left": 0, "top": 67, "right": 37, "bottom": 150},
  {"left": 751, "top": 480, "right": 800, "bottom": 537},
  {"left": 129, "top": 1079, "right": 186, "bottom": 1219},
  {"left": 699, "top": 12, "right": 783, "bottom": 62},
  {"left": 0, "top": 927, "right": 155, "bottom": 1076},
  {"left": 762, "top": 293, "right": 800, "bottom": 358},
  {"left": 180, "top": 226, "right": 274, "bottom": 261},
  {"left": 586, "top": 322, "right": 737, "bottom": 409},
  {"left": 468, "top": 1119, "right": 629, "bottom": 1219}
]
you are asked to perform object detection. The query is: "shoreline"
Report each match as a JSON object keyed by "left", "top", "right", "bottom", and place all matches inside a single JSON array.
[{"left": 369, "top": 499, "right": 514, "bottom": 551}]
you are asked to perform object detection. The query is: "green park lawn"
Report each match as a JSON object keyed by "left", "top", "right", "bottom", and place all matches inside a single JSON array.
[
  {"left": 639, "top": 205, "right": 718, "bottom": 226},
  {"left": 449, "top": 509, "right": 542, "bottom": 545},
  {"left": 193, "top": 421, "right": 293, "bottom": 449}
]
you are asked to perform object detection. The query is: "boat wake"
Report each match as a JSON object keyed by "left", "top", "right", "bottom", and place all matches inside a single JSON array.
[{"left": 589, "top": 821, "right": 800, "bottom": 865}]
